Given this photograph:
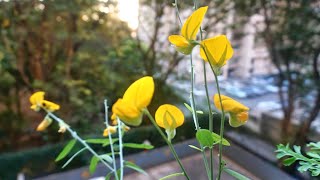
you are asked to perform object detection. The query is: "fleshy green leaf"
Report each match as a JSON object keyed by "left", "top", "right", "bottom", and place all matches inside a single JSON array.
[
  {"left": 159, "top": 172, "right": 185, "bottom": 180},
  {"left": 196, "top": 129, "right": 215, "bottom": 148},
  {"left": 55, "top": 139, "right": 77, "bottom": 162},
  {"left": 123, "top": 143, "right": 154, "bottom": 150},
  {"left": 86, "top": 138, "right": 109, "bottom": 144},
  {"left": 211, "top": 132, "right": 230, "bottom": 146},
  {"left": 224, "top": 168, "right": 251, "bottom": 180},
  {"left": 124, "top": 161, "right": 147, "bottom": 175},
  {"left": 89, "top": 156, "right": 100, "bottom": 174}
]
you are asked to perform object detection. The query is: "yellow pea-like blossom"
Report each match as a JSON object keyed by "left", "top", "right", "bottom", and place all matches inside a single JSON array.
[
  {"left": 103, "top": 126, "right": 118, "bottom": 137},
  {"left": 213, "top": 94, "right": 249, "bottom": 127},
  {"left": 168, "top": 6, "right": 208, "bottom": 55},
  {"left": 30, "top": 91, "right": 60, "bottom": 112},
  {"left": 36, "top": 116, "right": 52, "bottom": 131},
  {"left": 155, "top": 104, "right": 184, "bottom": 130},
  {"left": 200, "top": 35, "right": 234, "bottom": 70},
  {"left": 112, "top": 76, "right": 154, "bottom": 126}
]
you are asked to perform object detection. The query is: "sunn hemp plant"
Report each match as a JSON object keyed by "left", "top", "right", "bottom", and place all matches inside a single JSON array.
[{"left": 30, "top": 3, "right": 252, "bottom": 180}]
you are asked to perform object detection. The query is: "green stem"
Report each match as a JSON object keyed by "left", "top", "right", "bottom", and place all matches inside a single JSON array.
[
  {"left": 143, "top": 109, "right": 191, "bottom": 180},
  {"left": 213, "top": 72, "right": 226, "bottom": 180},
  {"left": 104, "top": 100, "right": 119, "bottom": 180},
  {"left": 189, "top": 54, "right": 200, "bottom": 130},
  {"left": 117, "top": 118, "right": 124, "bottom": 180}
]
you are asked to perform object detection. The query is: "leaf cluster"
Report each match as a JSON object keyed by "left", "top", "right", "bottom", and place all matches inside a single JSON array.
[{"left": 276, "top": 142, "right": 320, "bottom": 176}]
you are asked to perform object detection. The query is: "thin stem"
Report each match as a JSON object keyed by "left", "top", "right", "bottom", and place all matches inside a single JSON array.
[
  {"left": 46, "top": 111, "right": 114, "bottom": 171},
  {"left": 174, "top": 0, "right": 182, "bottom": 27},
  {"left": 190, "top": 54, "right": 200, "bottom": 130},
  {"left": 117, "top": 118, "right": 124, "bottom": 180},
  {"left": 143, "top": 109, "right": 191, "bottom": 180},
  {"left": 213, "top": 72, "right": 226, "bottom": 180},
  {"left": 198, "top": 14, "right": 215, "bottom": 180},
  {"left": 104, "top": 100, "right": 119, "bottom": 180}
]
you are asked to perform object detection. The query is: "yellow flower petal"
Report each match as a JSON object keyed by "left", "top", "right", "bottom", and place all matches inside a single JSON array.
[
  {"left": 168, "top": 35, "right": 195, "bottom": 55},
  {"left": 155, "top": 104, "right": 184, "bottom": 129},
  {"left": 42, "top": 100, "right": 60, "bottom": 112},
  {"left": 168, "top": 35, "right": 190, "bottom": 47},
  {"left": 213, "top": 94, "right": 249, "bottom": 113},
  {"left": 103, "top": 126, "right": 117, "bottom": 137},
  {"left": 181, "top": 6, "right": 208, "bottom": 40},
  {"left": 123, "top": 76, "right": 154, "bottom": 110},
  {"left": 30, "top": 91, "right": 45, "bottom": 109},
  {"left": 112, "top": 98, "right": 142, "bottom": 126},
  {"left": 229, "top": 111, "right": 249, "bottom": 127},
  {"left": 200, "top": 35, "right": 233, "bottom": 67},
  {"left": 213, "top": 94, "right": 249, "bottom": 127}
]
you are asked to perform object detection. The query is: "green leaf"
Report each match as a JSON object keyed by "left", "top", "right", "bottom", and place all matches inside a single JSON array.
[
  {"left": 224, "top": 168, "right": 251, "bottom": 180},
  {"left": 89, "top": 156, "right": 100, "bottom": 174},
  {"left": 159, "top": 172, "right": 185, "bottom": 180},
  {"left": 55, "top": 139, "right": 77, "bottom": 162},
  {"left": 211, "top": 132, "right": 230, "bottom": 146},
  {"left": 283, "top": 157, "right": 296, "bottom": 166},
  {"left": 99, "top": 154, "right": 113, "bottom": 163},
  {"left": 276, "top": 152, "right": 287, "bottom": 159},
  {"left": 123, "top": 143, "right": 154, "bottom": 150},
  {"left": 103, "top": 138, "right": 119, "bottom": 147},
  {"left": 105, "top": 172, "right": 113, "bottom": 180},
  {"left": 124, "top": 161, "right": 147, "bottom": 175},
  {"left": 86, "top": 138, "right": 109, "bottom": 144},
  {"left": 196, "top": 129, "right": 215, "bottom": 148},
  {"left": 184, "top": 103, "right": 193, "bottom": 112},
  {"left": 307, "top": 152, "right": 320, "bottom": 159},
  {"left": 293, "top": 145, "right": 301, "bottom": 154},
  {"left": 196, "top": 110, "right": 203, "bottom": 114},
  {"left": 188, "top": 145, "right": 203, "bottom": 152}
]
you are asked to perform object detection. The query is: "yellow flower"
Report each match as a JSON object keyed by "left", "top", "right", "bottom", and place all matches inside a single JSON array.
[
  {"left": 112, "top": 76, "right": 154, "bottom": 126},
  {"left": 29, "top": 91, "right": 60, "bottom": 112},
  {"left": 103, "top": 126, "right": 117, "bottom": 137},
  {"left": 200, "top": 35, "right": 234, "bottom": 70},
  {"left": 36, "top": 116, "right": 52, "bottom": 131},
  {"left": 168, "top": 6, "right": 208, "bottom": 55},
  {"left": 213, "top": 94, "right": 249, "bottom": 127},
  {"left": 155, "top": 104, "right": 184, "bottom": 129}
]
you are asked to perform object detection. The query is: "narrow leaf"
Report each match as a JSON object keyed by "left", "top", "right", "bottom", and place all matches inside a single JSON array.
[
  {"left": 86, "top": 138, "right": 109, "bottom": 144},
  {"left": 196, "top": 129, "right": 215, "bottom": 148},
  {"left": 89, "top": 156, "right": 100, "bottom": 174},
  {"left": 224, "top": 168, "right": 251, "bottom": 180},
  {"left": 55, "top": 139, "right": 77, "bottom": 162},
  {"left": 159, "top": 172, "right": 185, "bottom": 180},
  {"left": 123, "top": 143, "right": 154, "bottom": 150},
  {"left": 125, "top": 161, "right": 147, "bottom": 175},
  {"left": 211, "top": 132, "right": 230, "bottom": 146},
  {"left": 184, "top": 103, "right": 193, "bottom": 112},
  {"left": 196, "top": 110, "right": 204, "bottom": 114},
  {"left": 103, "top": 138, "right": 119, "bottom": 147},
  {"left": 188, "top": 145, "right": 203, "bottom": 152}
]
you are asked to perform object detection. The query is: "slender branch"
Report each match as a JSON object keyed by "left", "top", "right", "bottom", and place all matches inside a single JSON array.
[
  {"left": 117, "top": 118, "right": 124, "bottom": 180},
  {"left": 46, "top": 111, "right": 114, "bottom": 171},
  {"left": 104, "top": 100, "right": 119, "bottom": 180}
]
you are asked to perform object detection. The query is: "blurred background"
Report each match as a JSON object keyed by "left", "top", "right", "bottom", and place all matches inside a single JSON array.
[{"left": 0, "top": 0, "right": 319, "bottom": 179}]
